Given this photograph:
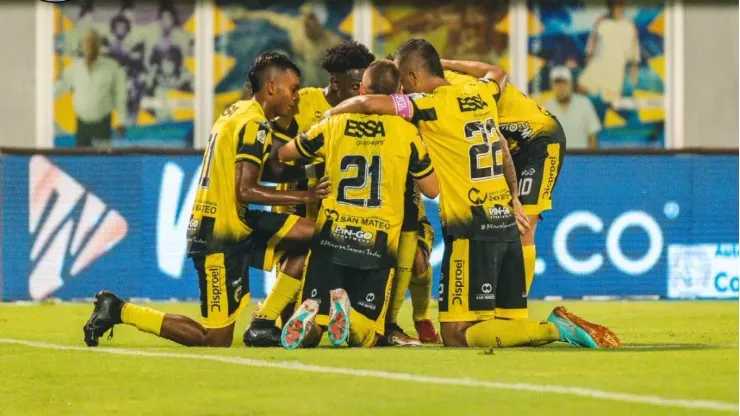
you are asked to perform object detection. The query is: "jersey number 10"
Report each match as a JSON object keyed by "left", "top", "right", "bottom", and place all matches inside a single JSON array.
[
  {"left": 337, "top": 155, "right": 382, "bottom": 208},
  {"left": 465, "top": 118, "right": 504, "bottom": 181}
]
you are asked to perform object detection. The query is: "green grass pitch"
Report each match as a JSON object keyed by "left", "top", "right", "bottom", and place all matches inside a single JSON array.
[{"left": 0, "top": 300, "right": 737, "bottom": 415}]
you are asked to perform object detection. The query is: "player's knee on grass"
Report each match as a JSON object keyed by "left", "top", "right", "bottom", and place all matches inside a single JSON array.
[
  {"left": 203, "top": 326, "right": 235, "bottom": 348},
  {"left": 440, "top": 322, "right": 474, "bottom": 347},
  {"left": 412, "top": 247, "right": 429, "bottom": 276}
]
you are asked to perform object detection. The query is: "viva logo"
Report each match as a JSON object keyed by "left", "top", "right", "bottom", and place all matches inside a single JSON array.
[{"left": 28, "top": 156, "right": 128, "bottom": 300}]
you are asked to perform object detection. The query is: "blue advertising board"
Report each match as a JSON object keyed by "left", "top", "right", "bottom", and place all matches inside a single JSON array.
[{"left": 1, "top": 153, "right": 737, "bottom": 301}]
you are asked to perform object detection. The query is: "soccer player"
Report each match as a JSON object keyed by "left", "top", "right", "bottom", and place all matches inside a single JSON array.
[
  {"left": 382, "top": 179, "right": 440, "bottom": 346},
  {"left": 325, "top": 39, "right": 620, "bottom": 349},
  {"left": 276, "top": 59, "right": 439, "bottom": 349},
  {"left": 442, "top": 65, "right": 566, "bottom": 298},
  {"left": 248, "top": 42, "right": 376, "bottom": 333},
  {"left": 82, "top": 52, "right": 331, "bottom": 348}
]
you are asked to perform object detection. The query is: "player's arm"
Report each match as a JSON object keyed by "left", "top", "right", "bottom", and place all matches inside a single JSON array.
[
  {"left": 327, "top": 95, "right": 401, "bottom": 118},
  {"left": 498, "top": 130, "right": 529, "bottom": 233},
  {"left": 261, "top": 117, "right": 309, "bottom": 183},
  {"left": 409, "top": 134, "right": 439, "bottom": 199},
  {"left": 440, "top": 59, "right": 507, "bottom": 93},
  {"left": 235, "top": 121, "right": 330, "bottom": 206},
  {"left": 278, "top": 119, "right": 328, "bottom": 163},
  {"left": 327, "top": 94, "right": 431, "bottom": 125},
  {"left": 235, "top": 162, "right": 329, "bottom": 206}
]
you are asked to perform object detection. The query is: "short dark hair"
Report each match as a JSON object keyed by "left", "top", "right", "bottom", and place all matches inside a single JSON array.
[
  {"left": 248, "top": 52, "right": 301, "bottom": 93},
  {"left": 364, "top": 59, "right": 400, "bottom": 95},
  {"left": 321, "top": 41, "right": 375, "bottom": 74},
  {"left": 394, "top": 39, "right": 444, "bottom": 78}
]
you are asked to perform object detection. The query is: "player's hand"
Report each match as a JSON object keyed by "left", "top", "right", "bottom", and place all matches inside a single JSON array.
[
  {"left": 512, "top": 198, "right": 530, "bottom": 235},
  {"left": 309, "top": 175, "right": 332, "bottom": 201}
]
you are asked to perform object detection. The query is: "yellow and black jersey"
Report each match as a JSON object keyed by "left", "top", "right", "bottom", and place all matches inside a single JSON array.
[
  {"left": 186, "top": 100, "right": 274, "bottom": 256},
  {"left": 271, "top": 87, "right": 333, "bottom": 220},
  {"left": 296, "top": 113, "right": 433, "bottom": 269},
  {"left": 406, "top": 79, "right": 518, "bottom": 241},
  {"left": 444, "top": 70, "right": 563, "bottom": 160}
]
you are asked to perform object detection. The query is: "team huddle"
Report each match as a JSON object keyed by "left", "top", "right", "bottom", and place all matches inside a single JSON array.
[{"left": 83, "top": 40, "right": 621, "bottom": 350}]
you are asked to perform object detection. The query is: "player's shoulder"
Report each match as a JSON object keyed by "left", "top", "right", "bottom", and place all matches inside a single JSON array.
[
  {"left": 444, "top": 70, "right": 478, "bottom": 85},
  {"left": 299, "top": 87, "right": 324, "bottom": 99},
  {"left": 221, "top": 101, "right": 269, "bottom": 132},
  {"left": 298, "top": 87, "right": 327, "bottom": 110}
]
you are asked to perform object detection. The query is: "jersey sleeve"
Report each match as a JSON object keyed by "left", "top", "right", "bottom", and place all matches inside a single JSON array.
[
  {"left": 271, "top": 117, "right": 299, "bottom": 143},
  {"left": 235, "top": 120, "right": 270, "bottom": 167},
  {"left": 295, "top": 118, "right": 328, "bottom": 159},
  {"left": 407, "top": 94, "right": 439, "bottom": 125},
  {"left": 475, "top": 78, "right": 502, "bottom": 103},
  {"left": 408, "top": 131, "right": 434, "bottom": 179}
]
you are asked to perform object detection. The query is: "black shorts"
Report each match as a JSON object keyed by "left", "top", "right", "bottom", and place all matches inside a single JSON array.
[
  {"left": 193, "top": 251, "right": 251, "bottom": 329},
  {"left": 243, "top": 209, "right": 303, "bottom": 271},
  {"left": 438, "top": 237, "right": 528, "bottom": 322},
  {"left": 299, "top": 252, "right": 394, "bottom": 335},
  {"left": 515, "top": 134, "right": 566, "bottom": 216},
  {"left": 191, "top": 210, "right": 300, "bottom": 328}
]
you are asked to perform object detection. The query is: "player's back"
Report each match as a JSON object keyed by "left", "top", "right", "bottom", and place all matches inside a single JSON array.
[
  {"left": 301, "top": 113, "right": 430, "bottom": 269},
  {"left": 444, "top": 70, "right": 561, "bottom": 155},
  {"left": 187, "top": 100, "right": 271, "bottom": 255},
  {"left": 408, "top": 79, "right": 518, "bottom": 241}
]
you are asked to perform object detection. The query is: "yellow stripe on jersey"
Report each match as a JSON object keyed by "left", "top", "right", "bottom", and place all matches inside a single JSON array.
[
  {"left": 410, "top": 159, "right": 434, "bottom": 179},
  {"left": 235, "top": 153, "right": 262, "bottom": 166}
]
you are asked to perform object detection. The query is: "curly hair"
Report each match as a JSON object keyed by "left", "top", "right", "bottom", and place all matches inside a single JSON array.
[
  {"left": 320, "top": 41, "right": 375, "bottom": 74},
  {"left": 248, "top": 52, "right": 301, "bottom": 93}
]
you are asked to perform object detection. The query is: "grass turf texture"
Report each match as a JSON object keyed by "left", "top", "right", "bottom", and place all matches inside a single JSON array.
[{"left": 0, "top": 301, "right": 736, "bottom": 415}]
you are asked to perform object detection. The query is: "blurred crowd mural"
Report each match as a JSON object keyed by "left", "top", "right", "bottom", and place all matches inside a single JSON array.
[
  {"left": 373, "top": 1, "right": 511, "bottom": 72},
  {"left": 213, "top": 1, "right": 352, "bottom": 117},
  {"left": 54, "top": 0, "right": 196, "bottom": 148},
  {"left": 51, "top": 0, "right": 667, "bottom": 149},
  {"left": 529, "top": 0, "right": 666, "bottom": 148}
]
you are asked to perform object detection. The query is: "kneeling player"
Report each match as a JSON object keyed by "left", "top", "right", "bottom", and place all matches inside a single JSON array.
[
  {"left": 82, "top": 53, "right": 329, "bottom": 348},
  {"left": 277, "top": 59, "right": 439, "bottom": 348},
  {"left": 442, "top": 61, "right": 566, "bottom": 298},
  {"left": 326, "top": 39, "right": 620, "bottom": 349}
]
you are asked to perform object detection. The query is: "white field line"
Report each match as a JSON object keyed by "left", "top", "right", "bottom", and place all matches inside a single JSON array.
[{"left": 0, "top": 338, "right": 736, "bottom": 413}]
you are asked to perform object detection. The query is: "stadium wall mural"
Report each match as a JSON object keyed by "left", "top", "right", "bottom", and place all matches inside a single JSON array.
[
  {"left": 52, "top": 0, "right": 196, "bottom": 148},
  {"left": 528, "top": 0, "right": 666, "bottom": 148},
  {"left": 45, "top": 1, "right": 675, "bottom": 150},
  {"left": 372, "top": 1, "right": 511, "bottom": 72},
  {"left": 212, "top": 1, "right": 353, "bottom": 119}
]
